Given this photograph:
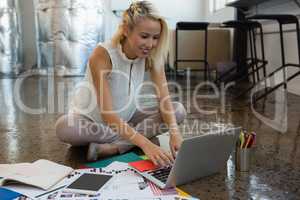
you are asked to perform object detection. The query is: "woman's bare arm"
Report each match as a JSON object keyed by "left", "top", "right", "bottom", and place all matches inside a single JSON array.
[
  {"left": 150, "top": 65, "right": 183, "bottom": 157},
  {"left": 149, "top": 65, "right": 178, "bottom": 132}
]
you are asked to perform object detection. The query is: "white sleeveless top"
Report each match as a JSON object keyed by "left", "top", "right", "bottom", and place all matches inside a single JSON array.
[{"left": 69, "top": 41, "right": 146, "bottom": 123}]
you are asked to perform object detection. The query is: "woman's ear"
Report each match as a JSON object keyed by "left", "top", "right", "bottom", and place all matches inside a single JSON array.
[{"left": 123, "top": 24, "right": 129, "bottom": 37}]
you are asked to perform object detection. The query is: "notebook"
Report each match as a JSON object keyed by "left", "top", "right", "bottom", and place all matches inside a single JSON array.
[{"left": 0, "top": 159, "right": 73, "bottom": 190}]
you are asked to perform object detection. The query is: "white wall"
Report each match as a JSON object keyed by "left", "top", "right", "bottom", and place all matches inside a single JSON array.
[
  {"left": 205, "top": 7, "right": 235, "bottom": 22},
  {"left": 108, "top": 0, "right": 205, "bottom": 36},
  {"left": 202, "top": 0, "right": 235, "bottom": 23},
  {"left": 148, "top": 0, "right": 205, "bottom": 28}
]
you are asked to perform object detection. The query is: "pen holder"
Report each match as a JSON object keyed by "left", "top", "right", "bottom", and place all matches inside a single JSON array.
[{"left": 235, "top": 147, "right": 252, "bottom": 172}]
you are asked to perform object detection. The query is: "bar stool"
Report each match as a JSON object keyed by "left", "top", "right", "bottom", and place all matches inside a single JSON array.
[
  {"left": 175, "top": 22, "right": 210, "bottom": 80},
  {"left": 247, "top": 14, "right": 300, "bottom": 102},
  {"left": 216, "top": 20, "right": 268, "bottom": 96}
]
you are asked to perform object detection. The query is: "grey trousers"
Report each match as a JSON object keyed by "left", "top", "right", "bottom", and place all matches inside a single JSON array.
[{"left": 55, "top": 102, "right": 187, "bottom": 153}]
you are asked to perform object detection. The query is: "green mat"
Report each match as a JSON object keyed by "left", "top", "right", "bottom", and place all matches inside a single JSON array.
[{"left": 85, "top": 152, "right": 143, "bottom": 168}]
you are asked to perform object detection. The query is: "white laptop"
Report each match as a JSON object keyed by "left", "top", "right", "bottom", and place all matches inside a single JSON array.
[{"left": 135, "top": 127, "right": 240, "bottom": 189}]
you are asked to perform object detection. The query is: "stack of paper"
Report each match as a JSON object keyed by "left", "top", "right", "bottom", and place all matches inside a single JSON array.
[
  {"left": 1, "top": 155, "right": 198, "bottom": 200},
  {"left": 8, "top": 161, "right": 198, "bottom": 200}
]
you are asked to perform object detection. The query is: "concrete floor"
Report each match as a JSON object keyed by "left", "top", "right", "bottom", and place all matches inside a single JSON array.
[{"left": 0, "top": 75, "right": 300, "bottom": 199}]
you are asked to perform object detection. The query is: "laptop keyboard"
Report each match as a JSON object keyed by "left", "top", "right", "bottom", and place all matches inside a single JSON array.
[{"left": 147, "top": 166, "right": 172, "bottom": 183}]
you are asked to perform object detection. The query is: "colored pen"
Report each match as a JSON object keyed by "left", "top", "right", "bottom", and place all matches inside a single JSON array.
[
  {"left": 245, "top": 134, "right": 253, "bottom": 148},
  {"left": 242, "top": 133, "right": 249, "bottom": 148},
  {"left": 240, "top": 131, "right": 245, "bottom": 148}
]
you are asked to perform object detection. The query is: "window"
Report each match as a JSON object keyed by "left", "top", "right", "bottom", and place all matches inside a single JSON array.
[{"left": 209, "top": 0, "right": 235, "bottom": 13}]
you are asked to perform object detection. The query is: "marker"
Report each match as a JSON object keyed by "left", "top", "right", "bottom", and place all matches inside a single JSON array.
[
  {"left": 240, "top": 131, "right": 245, "bottom": 148},
  {"left": 245, "top": 134, "right": 253, "bottom": 148}
]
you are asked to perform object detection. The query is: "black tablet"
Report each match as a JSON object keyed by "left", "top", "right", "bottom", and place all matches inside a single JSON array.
[{"left": 64, "top": 173, "right": 112, "bottom": 195}]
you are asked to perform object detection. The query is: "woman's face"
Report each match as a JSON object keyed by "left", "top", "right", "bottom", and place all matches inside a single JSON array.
[{"left": 124, "top": 18, "right": 161, "bottom": 59}]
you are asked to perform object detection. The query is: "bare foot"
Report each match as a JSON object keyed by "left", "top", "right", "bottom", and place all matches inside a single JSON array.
[{"left": 87, "top": 143, "right": 119, "bottom": 161}]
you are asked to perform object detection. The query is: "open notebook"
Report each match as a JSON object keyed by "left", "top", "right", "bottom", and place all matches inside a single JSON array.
[{"left": 0, "top": 159, "right": 73, "bottom": 190}]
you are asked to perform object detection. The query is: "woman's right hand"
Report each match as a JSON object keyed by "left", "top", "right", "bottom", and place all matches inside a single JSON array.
[{"left": 140, "top": 139, "right": 174, "bottom": 167}]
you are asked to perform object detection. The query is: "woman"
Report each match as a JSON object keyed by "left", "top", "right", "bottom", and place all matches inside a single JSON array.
[{"left": 55, "top": 1, "right": 186, "bottom": 166}]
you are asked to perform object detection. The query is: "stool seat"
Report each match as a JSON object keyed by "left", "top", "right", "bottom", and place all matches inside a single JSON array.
[
  {"left": 222, "top": 20, "right": 261, "bottom": 29},
  {"left": 248, "top": 14, "right": 299, "bottom": 24},
  {"left": 176, "top": 22, "right": 209, "bottom": 30}
]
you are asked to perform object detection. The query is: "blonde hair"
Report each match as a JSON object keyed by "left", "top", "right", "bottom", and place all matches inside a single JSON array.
[{"left": 111, "top": 1, "right": 169, "bottom": 70}]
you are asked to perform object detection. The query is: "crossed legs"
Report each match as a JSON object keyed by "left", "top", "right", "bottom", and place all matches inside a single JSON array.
[{"left": 55, "top": 102, "right": 187, "bottom": 158}]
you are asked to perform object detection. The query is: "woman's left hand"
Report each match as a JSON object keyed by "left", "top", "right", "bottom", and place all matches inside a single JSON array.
[{"left": 169, "top": 130, "right": 183, "bottom": 158}]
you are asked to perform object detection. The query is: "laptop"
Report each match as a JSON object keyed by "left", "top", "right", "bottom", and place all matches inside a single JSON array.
[{"left": 136, "top": 127, "right": 240, "bottom": 189}]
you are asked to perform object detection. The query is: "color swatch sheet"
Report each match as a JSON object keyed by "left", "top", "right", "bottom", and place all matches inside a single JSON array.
[{"left": 85, "top": 152, "right": 142, "bottom": 168}]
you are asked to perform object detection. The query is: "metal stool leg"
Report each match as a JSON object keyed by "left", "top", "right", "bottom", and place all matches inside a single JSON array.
[
  {"left": 252, "top": 28, "right": 260, "bottom": 82},
  {"left": 204, "top": 28, "right": 208, "bottom": 81},
  {"left": 248, "top": 28, "right": 256, "bottom": 83},
  {"left": 279, "top": 23, "right": 288, "bottom": 90},
  {"left": 259, "top": 26, "right": 267, "bottom": 79}
]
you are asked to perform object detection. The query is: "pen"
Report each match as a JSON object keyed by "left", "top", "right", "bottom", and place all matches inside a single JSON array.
[
  {"left": 242, "top": 133, "right": 249, "bottom": 148},
  {"left": 35, "top": 185, "right": 66, "bottom": 198},
  {"left": 245, "top": 134, "right": 253, "bottom": 148},
  {"left": 240, "top": 131, "right": 245, "bottom": 148}
]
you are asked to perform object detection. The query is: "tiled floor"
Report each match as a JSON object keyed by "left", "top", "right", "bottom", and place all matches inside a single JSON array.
[{"left": 0, "top": 74, "right": 299, "bottom": 199}]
